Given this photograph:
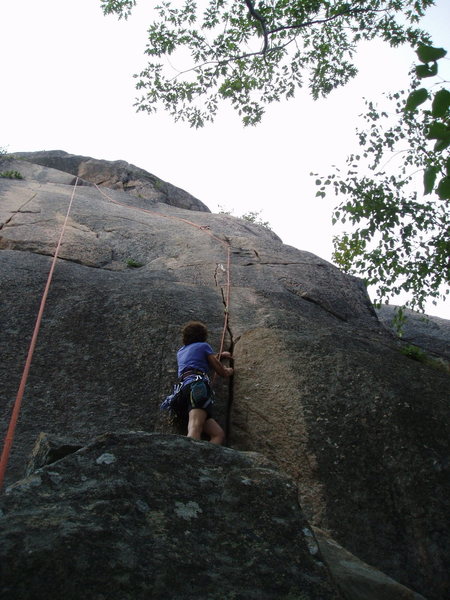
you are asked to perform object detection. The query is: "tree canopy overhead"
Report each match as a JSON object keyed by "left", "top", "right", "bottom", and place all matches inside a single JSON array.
[
  {"left": 316, "top": 43, "right": 449, "bottom": 313},
  {"left": 101, "top": 0, "right": 433, "bottom": 127},
  {"left": 99, "top": 1, "right": 448, "bottom": 316}
]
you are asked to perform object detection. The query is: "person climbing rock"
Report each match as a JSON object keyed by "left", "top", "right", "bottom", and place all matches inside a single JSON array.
[{"left": 176, "top": 320, "right": 233, "bottom": 444}]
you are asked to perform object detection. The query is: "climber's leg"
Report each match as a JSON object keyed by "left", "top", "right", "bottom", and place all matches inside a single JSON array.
[
  {"left": 187, "top": 408, "right": 207, "bottom": 440},
  {"left": 203, "top": 418, "right": 225, "bottom": 445}
]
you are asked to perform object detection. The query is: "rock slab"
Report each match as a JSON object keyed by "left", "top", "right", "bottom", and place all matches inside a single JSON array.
[
  {"left": 12, "top": 150, "right": 210, "bottom": 212},
  {"left": 0, "top": 432, "right": 340, "bottom": 600}
]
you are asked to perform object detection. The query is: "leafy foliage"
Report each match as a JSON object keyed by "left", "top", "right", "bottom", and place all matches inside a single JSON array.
[
  {"left": 100, "top": 0, "right": 433, "bottom": 127},
  {"left": 0, "top": 170, "right": 23, "bottom": 179},
  {"left": 126, "top": 258, "right": 145, "bottom": 268},
  {"left": 240, "top": 210, "right": 272, "bottom": 230},
  {"left": 219, "top": 205, "right": 273, "bottom": 230},
  {"left": 0, "top": 147, "right": 14, "bottom": 163},
  {"left": 101, "top": 0, "right": 136, "bottom": 19},
  {"left": 316, "top": 44, "right": 449, "bottom": 312},
  {"left": 400, "top": 343, "right": 428, "bottom": 361},
  {"left": 400, "top": 343, "right": 449, "bottom": 373}
]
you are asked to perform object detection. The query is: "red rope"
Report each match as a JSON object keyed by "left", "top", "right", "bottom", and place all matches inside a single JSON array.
[
  {"left": 217, "top": 244, "right": 232, "bottom": 358},
  {"left": 0, "top": 179, "right": 232, "bottom": 489},
  {"left": 212, "top": 244, "right": 232, "bottom": 386},
  {"left": 0, "top": 178, "right": 79, "bottom": 491}
]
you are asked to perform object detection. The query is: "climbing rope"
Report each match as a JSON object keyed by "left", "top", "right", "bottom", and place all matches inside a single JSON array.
[
  {"left": 0, "top": 178, "right": 232, "bottom": 489},
  {"left": 217, "top": 244, "right": 232, "bottom": 357},
  {"left": 0, "top": 178, "right": 79, "bottom": 491}
]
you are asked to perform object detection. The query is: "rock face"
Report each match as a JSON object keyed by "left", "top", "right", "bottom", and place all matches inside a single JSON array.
[
  {"left": 1, "top": 152, "right": 449, "bottom": 599},
  {"left": 312, "top": 528, "right": 427, "bottom": 600},
  {"left": 0, "top": 432, "right": 341, "bottom": 600},
  {"left": 12, "top": 150, "right": 210, "bottom": 212},
  {"left": 376, "top": 304, "right": 450, "bottom": 362}
]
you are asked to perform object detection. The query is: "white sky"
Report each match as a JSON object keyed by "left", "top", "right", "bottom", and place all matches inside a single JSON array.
[{"left": 1, "top": 0, "right": 449, "bottom": 318}]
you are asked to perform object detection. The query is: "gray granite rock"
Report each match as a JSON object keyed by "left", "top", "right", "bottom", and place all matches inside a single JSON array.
[
  {"left": 0, "top": 432, "right": 341, "bottom": 600},
  {"left": 11, "top": 150, "right": 210, "bottom": 212},
  {"left": 313, "top": 528, "right": 427, "bottom": 600},
  {"left": 0, "top": 154, "right": 448, "bottom": 600},
  {"left": 376, "top": 304, "right": 450, "bottom": 361},
  {"left": 24, "top": 432, "right": 83, "bottom": 477}
]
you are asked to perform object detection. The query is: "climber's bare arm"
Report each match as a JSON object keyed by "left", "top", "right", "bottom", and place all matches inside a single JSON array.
[{"left": 208, "top": 353, "right": 233, "bottom": 377}]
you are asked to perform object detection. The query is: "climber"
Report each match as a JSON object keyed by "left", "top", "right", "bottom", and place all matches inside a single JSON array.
[{"left": 176, "top": 320, "right": 233, "bottom": 444}]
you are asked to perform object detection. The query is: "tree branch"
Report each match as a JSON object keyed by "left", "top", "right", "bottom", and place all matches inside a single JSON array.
[
  {"left": 267, "top": 6, "right": 387, "bottom": 35},
  {"left": 164, "top": 37, "right": 298, "bottom": 85},
  {"left": 244, "top": 0, "right": 269, "bottom": 56}
]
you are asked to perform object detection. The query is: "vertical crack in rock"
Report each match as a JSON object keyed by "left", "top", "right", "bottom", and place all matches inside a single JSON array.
[
  {"left": 217, "top": 277, "right": 235, "bottom": 446},
  {"left": 213, "top": 262, "right": 226, "bottom": 286},
  {"left": 225, "top": 319, "right": 235, "bottom": 446},
  {"left": 213, "top": 258, "right": 236, "bottom": 444}
]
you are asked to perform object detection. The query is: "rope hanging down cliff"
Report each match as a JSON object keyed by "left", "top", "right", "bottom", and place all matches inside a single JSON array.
[
  {"left": 0, "top": 179, "right": 233, "bottom": 491},
  {"left": 0, "top": 178, "right": 80, "bottom": 490}
]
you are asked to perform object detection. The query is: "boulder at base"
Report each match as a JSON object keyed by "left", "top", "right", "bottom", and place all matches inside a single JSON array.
[{"left": 0, "top": 432, "right": 340, "bottom": 600}]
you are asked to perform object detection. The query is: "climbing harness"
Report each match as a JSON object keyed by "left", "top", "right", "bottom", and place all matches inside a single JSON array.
[
  {"left": 160, "top": 368, "right": 215, "bottom": 417},
  {"left": 0, "top": 178, "right": 232, "bottom": 490},
  {"left": 160, "top": 375, "right": 214, "bottom": 417}
]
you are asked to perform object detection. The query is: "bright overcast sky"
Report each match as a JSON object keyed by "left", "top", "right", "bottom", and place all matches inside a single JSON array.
[{"left": 1, "top": 0, "right": 449, "bottom": 318}]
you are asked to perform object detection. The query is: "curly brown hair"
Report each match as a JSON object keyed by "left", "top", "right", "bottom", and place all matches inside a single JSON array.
[{"left": 182, "top": 321, "right": 208, "bottom": 345}]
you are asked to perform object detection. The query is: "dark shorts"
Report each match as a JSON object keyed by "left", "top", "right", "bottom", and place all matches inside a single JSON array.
[{"left": 179, "top": 378, "right": 214, "bottom": 419}]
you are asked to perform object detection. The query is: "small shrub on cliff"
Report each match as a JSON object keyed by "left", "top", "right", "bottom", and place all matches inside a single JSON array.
[
  {"left": 126, "top": 258, "right": 144, "bottom": 268},
  {"left": 0, "top": 170, "right": 23, "bottom": 179},
  {"left": 218, "top": 206, "right": 273, "bottom": 231},
  {"left": 400, "top": 344, "right": 449, "bottom": 373},
  {"left": 240, "top": 210, "right": 272, "bottom": 231},
  {"left": 400, "top": 344, "right": 428, "bottom": 362}
]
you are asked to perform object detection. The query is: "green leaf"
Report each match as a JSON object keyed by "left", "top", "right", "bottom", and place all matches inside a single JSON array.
[
  {"left": 415, "top": 63, "right": 438, "bottom": 79},
  {"left": 404, "top": 88, "right": 428, "bottom": 111},
  {"left": 423, "top": 166, "right": 439, "bottom": 195},
  {"left": 416, "top": 44, "right": 447, "bottom": 64},
  {"left": 434, "top": 138, "right": 450, "bottom": 152},
  {"left": 431, "top": 89, "right": 450, "bottom": 118},
  {"left": 436, "top": 176, "right": 450, "bottom": 200},
  {"left": 427, "top": 122, "right": 450, "bottom": 141}
]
